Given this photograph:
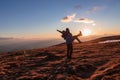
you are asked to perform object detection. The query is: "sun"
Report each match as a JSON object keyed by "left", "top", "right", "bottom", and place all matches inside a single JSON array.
[{"left": 82, "top": 28, "right": 91, "bottom": 36}]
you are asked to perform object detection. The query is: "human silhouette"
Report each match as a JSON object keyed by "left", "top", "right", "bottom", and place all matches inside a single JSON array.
[
  {"left": 57, "top": 30, "right": 67, "bottom": 39},
  {"left": 57, "top": 29, "right": 82, "bottom": 43},
  {"left": 73, "top": 31, "right": 82, "bottom": 43},
  {"left": 57, "top": 28, "right": 82, "bottom": 59},
  {"left": 65, "top": 28, "right": 73, "bottom": 59}
]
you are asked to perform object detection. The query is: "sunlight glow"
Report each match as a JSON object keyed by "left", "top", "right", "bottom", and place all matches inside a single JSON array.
[
  {"left": 92, "top": 23, "right": 96, "bottom": 26},
  {"left": 82, "top": 28, "right": 92, "bottom": 36}
]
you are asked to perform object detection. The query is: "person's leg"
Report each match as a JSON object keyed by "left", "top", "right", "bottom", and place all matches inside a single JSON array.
[
  {"left": 75, "top": 31, "right": 82, "bottom": 37},
  {"left": 73, "top": 36, "right": 81, "bottom": 43},
  {"left": 76, "top": 37, "right": 81, "bottom": 43},
  {"left": 69, "top": 43, "right": 73, "bottom": 59},
  {"left": 72, "top": 36, "right": 77, "bottom": 41},
  {"left": 67, "top": 44, "right": 70, "bottom": 59}
]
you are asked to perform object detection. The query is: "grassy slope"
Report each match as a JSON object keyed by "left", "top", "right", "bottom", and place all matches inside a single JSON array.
[{"left": 0, "top": 35, "right": 120, "bottom": 80}]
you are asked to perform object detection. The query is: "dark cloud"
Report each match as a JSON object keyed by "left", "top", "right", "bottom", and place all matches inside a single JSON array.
[
  {"left": 74, "top": 5, "right": 82, "bottom": 9},
  {"left": 86, "top": 6, "right": 100, "bottom": 14},
  {"left": 61, "top": 14, "right": 76, "bottom": 23},
  {"left": 74, "top": 18, "right": 94, "bottom": 23}
]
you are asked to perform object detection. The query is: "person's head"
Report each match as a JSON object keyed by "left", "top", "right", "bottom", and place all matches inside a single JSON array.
[
  {"left": 62, "top": 30, "right": 65, "bottom": 33},
  {"left": 66, "top": 28, "right": 70, "bottom": 33}
]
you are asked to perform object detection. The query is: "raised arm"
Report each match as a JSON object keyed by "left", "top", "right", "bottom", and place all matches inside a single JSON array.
[{"left": 57, "top": 29, "right": 63, "bottom": 33}]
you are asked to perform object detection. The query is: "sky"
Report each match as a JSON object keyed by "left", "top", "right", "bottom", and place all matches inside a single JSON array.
[{"left": 0, "top": 0, "right": 120, "bottom": 40}]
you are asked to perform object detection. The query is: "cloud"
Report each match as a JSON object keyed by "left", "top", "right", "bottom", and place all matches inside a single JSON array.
[
  {"left": 74, "top": 5, "right": 82, "bottom": 10},
  {"left": 61, "top": 14, "right": 96, "bottom": 25},
  {"left": 61, "top": 14, "right": 76, "bottom": 23},
  {"left": 74, "top": 18, "right": 94, "bottom": 24},
  {"left": 86, "top": 6, "right": 100, "bottom": 14}
]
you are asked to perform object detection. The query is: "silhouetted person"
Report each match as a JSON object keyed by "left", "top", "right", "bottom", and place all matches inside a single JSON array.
[
  {"left": 73, "top": 31, "right": 82, "bottom": 43},
  {"left": 57, "top": 30, "right": 82, "bottom": 43},
  {"left": 57, "top": 30, "right": 67, "bottom": 39},
  {"left": 57, "top": 28, "right": 73, "bottom": 59},
  {"left": 65, "top": 28, "right": 73, "bottom": 59},
  {"left": 57, "top": 28, "right": 83, "bottom": 59}
]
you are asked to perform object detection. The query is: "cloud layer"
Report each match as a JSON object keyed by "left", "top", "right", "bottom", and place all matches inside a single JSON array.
[
  {"left": 61, "top": 5, "right": 100, "bottom": 24},
  {"left": 61, "top": 14, "right": 76, "bottom": 23},
  {"left": 86, "top": 6, "right": 100, "bottom": 14},
  {"left": 74, "top": 18, "right": 94, "bottom": 23},
  {"left": 74, "top": 5, "right": 82, "bottom": 10},
  {"left": 61, "top": 14, "right": 95, "bottom": 25}
]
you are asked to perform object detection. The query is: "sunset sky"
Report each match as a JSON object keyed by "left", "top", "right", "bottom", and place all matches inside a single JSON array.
[{"left": 0, "top": 0, "right": 120, "bottom": 39}]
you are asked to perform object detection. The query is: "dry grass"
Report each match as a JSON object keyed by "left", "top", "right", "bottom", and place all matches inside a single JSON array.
[{"left": 0, "top": 36, "right": 120, "bottom": 80}]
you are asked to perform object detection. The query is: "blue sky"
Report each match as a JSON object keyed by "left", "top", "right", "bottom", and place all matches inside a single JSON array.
[{"left": 0, "top": 0, "right": 120, "bottom": 39}]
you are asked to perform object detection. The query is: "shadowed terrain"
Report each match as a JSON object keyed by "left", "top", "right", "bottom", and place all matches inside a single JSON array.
[{"left": 0, "top": 35, "right": 120, "bottom": 80}]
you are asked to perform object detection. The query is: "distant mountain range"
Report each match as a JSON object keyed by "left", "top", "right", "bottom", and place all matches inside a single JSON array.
[
  {"left": 0, "top": 37, "right": 13, "bottom": 40},
  {"left": 0, "top": 38, "right": 63, "bottom": 53},
  {"left": 0, "top": 35, "right": 120, "bottom": 53}
]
